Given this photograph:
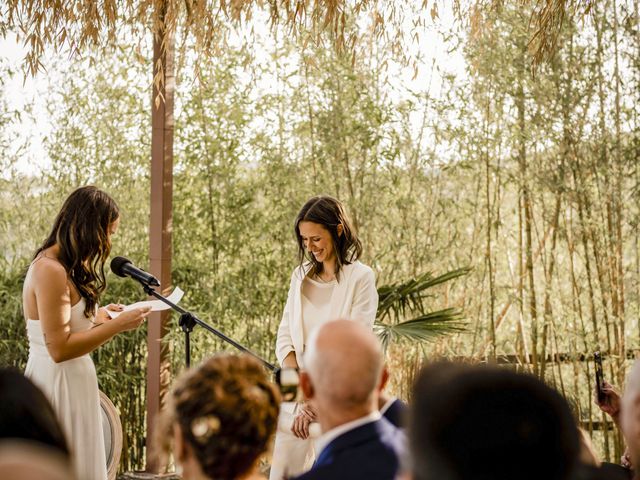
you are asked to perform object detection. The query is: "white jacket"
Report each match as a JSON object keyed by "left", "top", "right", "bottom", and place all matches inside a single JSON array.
[{"left": 275, "top": 260, "right": 379, "bottom": 366}]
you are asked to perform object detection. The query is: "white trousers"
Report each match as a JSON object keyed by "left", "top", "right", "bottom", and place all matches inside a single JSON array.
[{"left": 269, "top": 402, "right": 318, "bottom": 480}]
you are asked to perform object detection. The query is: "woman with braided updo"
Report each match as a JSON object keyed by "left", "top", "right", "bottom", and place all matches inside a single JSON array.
[{"left": 158, "top": 354, "right": 281, "bottom": 480}]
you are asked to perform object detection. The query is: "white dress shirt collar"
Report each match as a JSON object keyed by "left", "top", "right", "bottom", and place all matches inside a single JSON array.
[{"left": 315, "top": 410, "right": 382, "bottom": 457}]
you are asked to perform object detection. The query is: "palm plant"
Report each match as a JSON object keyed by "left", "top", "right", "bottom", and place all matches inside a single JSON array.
[{"left": 374, "top": 267, "right": 470, "bottom": 351}]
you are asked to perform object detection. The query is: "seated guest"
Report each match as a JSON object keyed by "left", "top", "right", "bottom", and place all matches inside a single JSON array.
[
  {"left": 379, "top": 392, "right": 407, "bottom": 428},
  {"left": 572, "top": 428, "right": 631, "bottom": 480},
  {"left": 0, "top": 368, "right": 70, "bottom": 458},
  {"left": 157, "top": 354, "right": 281, "bottom": 480},
  {"left": 0, "top": 440, "right": 75, "bottom": 480},
  {"left": 375, "top": 359, "right": 407, "bottom": 428},
  {"left": 409, "top": 362, "right": 580, "bottom": 480},
  {"left": 621, "top": 360, "right": 640, "bottom": 475},
  {"left": 293, "top": 319, "right": 405, "bottom": 480},
  {"left": 596, "top": 377, "right": 635, "bottom": 473},
  {"left": 570, "top": 391, "right": 631, "bottom": 480}
]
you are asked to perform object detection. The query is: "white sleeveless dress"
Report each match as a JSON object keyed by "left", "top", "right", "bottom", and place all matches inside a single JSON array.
[{"left": 25, "top": 299, "right": 108, "bottom": 480}]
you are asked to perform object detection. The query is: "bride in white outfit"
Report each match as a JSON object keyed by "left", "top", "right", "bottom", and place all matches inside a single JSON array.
[
  {"left": 270, "top": 195, "right": 378, "bottom": 480},
  {"left": 22, "top": 186, "right": 150, "bottom": 480}
]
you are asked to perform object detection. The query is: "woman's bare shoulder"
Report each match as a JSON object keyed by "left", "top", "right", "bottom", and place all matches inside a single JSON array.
[{"left": 29, "top": 256, "right": 67, "bottom": 285}]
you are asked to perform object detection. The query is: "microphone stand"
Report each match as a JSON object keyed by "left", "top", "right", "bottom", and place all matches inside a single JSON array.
[{"left": 139, "top": 283, "right": 276, "bottom": 371}]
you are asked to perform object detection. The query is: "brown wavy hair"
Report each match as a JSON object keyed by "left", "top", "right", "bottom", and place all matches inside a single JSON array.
[
  {"left": 34, "top": 186, "right": 119, "bottom": 318},
  {"left": 158, "top": 354, "right": 280, "bottom": 479},
  {"left": 295, "top": 195, "right": 362, "bottom": 280}
]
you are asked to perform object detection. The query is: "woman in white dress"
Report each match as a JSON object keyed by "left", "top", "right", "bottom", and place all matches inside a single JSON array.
[
  {"left": 270, "top": 195, "right": 378, "bottom": 480},
  {"left": 22, "top": 186, "right": 151, "bottom": 480}
]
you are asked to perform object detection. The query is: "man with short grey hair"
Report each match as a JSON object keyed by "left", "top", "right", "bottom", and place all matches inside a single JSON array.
[{"left": 292, "top": 319, "right": 405, "bottom": 480}]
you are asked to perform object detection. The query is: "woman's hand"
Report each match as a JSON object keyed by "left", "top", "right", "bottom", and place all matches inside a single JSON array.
[
  {"left": 95, "top": 304, "right": 125, "bottom": 325},
  {"left": 282, "top": 351, "right": 299, "bottom": 370},
  {"left": 113, "top": 307, "right": 151, "bottom": 332},
  {"left": 299, "top": 402, "right": 316, "bottom": 422},
  {"left": 622, "top": 447, "right": 633, "bottom": 469},
  {"left": 291, "top": 402, "right": 316, "bottom": 439},
  {"left": 291, "top": 409, "right": 312, "bottom": 439},
  {"left": 595, "top": 381, "right": 622, "bottom": 420}
]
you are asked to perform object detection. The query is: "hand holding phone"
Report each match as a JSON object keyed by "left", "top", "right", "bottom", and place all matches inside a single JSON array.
[
  {"left": 594, "top": 351, "right": 605, "bottom": 404},
  {"left": 594, "top": 352, "right": 622, "bottom": 421}
]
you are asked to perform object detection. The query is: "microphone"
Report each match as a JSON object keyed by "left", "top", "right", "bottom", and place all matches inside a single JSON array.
[{"left": 110, "top": 256, "right": 160, "bottom": 287}]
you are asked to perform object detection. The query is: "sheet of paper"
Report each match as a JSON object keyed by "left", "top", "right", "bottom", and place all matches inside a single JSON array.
[{"left": 106, "top": 287, "right": 184, "bottom": 318}]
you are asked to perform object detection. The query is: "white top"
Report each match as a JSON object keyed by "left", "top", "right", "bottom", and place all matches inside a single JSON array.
[
  {"left": 276, "top": 261, "right": 379, "bottom": 366},
  {"left": 301, "top": 276, "right": 337, "bottom": 342},
  {"left": 315, "top": 411, "right": 382, "bottom": 457}
]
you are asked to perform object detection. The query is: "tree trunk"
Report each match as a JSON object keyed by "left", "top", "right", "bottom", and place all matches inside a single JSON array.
[{"left": 147, "top": 0, "right": 175, "bottom": 471}]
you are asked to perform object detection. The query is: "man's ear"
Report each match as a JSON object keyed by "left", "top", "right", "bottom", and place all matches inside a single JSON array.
[
  {"left": 378, "top": 365, "right": 390, "bottom": 393},
  {"left": 300, "top": 370, "right": 315, "bottom": 401}
]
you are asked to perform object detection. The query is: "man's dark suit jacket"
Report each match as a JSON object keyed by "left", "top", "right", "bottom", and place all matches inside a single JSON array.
[
  {"left": 381, "top": 398, "right": 407, "bottom": 428},
  {"left": 291, "top": 417, "right": 405, "bottom": 480}
]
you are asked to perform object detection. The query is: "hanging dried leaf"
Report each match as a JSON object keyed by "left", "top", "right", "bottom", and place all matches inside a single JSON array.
[{"left": 2, "top": 0, "right": 592, "bottom": 82}]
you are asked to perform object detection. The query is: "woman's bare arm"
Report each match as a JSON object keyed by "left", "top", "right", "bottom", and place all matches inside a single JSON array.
[{"left": 33, "top": 260, "right": 149, "bottom": 363}]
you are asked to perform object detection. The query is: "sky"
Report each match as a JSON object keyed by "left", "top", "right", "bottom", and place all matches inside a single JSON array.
[
  {"left": 0, "top": 7, "right": 467, "bottom": 176},
  {"left": 1, "top": 32, "right": 54, "bottom": 175}
]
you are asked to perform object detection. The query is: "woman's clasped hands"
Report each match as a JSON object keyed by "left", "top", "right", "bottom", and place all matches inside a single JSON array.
[{"left": 291, "top": 402, "right": 317, "bottom": 439}]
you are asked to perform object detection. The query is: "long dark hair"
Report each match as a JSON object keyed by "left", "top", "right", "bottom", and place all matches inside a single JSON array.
[
  {"left": 295, "top": 195, "right": 362, "bottom": 280},
  {"left": 34, "top": 186, "right": 119, "bottom": 318},
  {"left": 0, "top": 368, "right": 70, "bottom": 457}
]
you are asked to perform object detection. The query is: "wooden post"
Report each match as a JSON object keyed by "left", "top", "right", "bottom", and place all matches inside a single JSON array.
[{"left": 146, "top": 2, "right": 175, "bottom": 472}]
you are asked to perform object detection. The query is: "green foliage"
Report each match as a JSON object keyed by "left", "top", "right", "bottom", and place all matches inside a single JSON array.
[
  {"left": 374, "top": 268, "right": 470, "bottom": 351},
  {"left": 377, "top": 268, "right": 471, "bottom": 323},
  {"left": 0, "top": 268, "right": 27, "bottom": 368}
]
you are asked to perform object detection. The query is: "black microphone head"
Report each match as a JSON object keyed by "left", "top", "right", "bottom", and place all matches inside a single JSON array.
[{"left": 110, "top": 256, "right": 131, "bottom": 278}]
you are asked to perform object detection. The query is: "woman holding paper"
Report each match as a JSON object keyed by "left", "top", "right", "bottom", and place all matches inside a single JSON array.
[
  {"left": 270, "top": 195, "right": 378, "bottom": 480},
  {"left": 22, "top": 186, "right": 150, "bottom": 480}
]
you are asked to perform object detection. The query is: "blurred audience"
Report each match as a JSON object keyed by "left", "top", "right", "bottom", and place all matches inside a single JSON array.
[
  {"left": 621, "top": 360, "right": 640, "bottom": 477},
  {"left": 0, "top": 368, "right": 70, "bottom": 457},
  {"left": 292, "top": 319, "right": 405, "bottom": 480},
  {"left": 157, "top": 354, "right": 281, "bottom": 480},
  {"left": 0, "top": 440, "right": 75, "bottom": 480},
  {"left": 595, "top": 368, "right": 635, "bottom": 477},
  {"left": 379, "top": 392, "right": 407, "bottom": 429},
  {"left": 408, "top": 362, "right": 580, "bottom": 480}
]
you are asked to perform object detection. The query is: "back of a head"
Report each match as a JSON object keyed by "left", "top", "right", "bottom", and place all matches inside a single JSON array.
[
  {"left": 0, "top": 441, "right": 75, "bottom": 480},
  {"left": 304, "top": 320, "right": 383, "bottom": 412},
  {"left": 410, "top": 363, "right": 580, "bottom": 480},
  {"left": 36, "top": 185, "right": 120, "bottom": 317},
  {"left": 0, "top": 369, "right": 69, "bottom": 457},
  {"left": 163, "top": 354, "right": 280, "bottom": 479}
]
